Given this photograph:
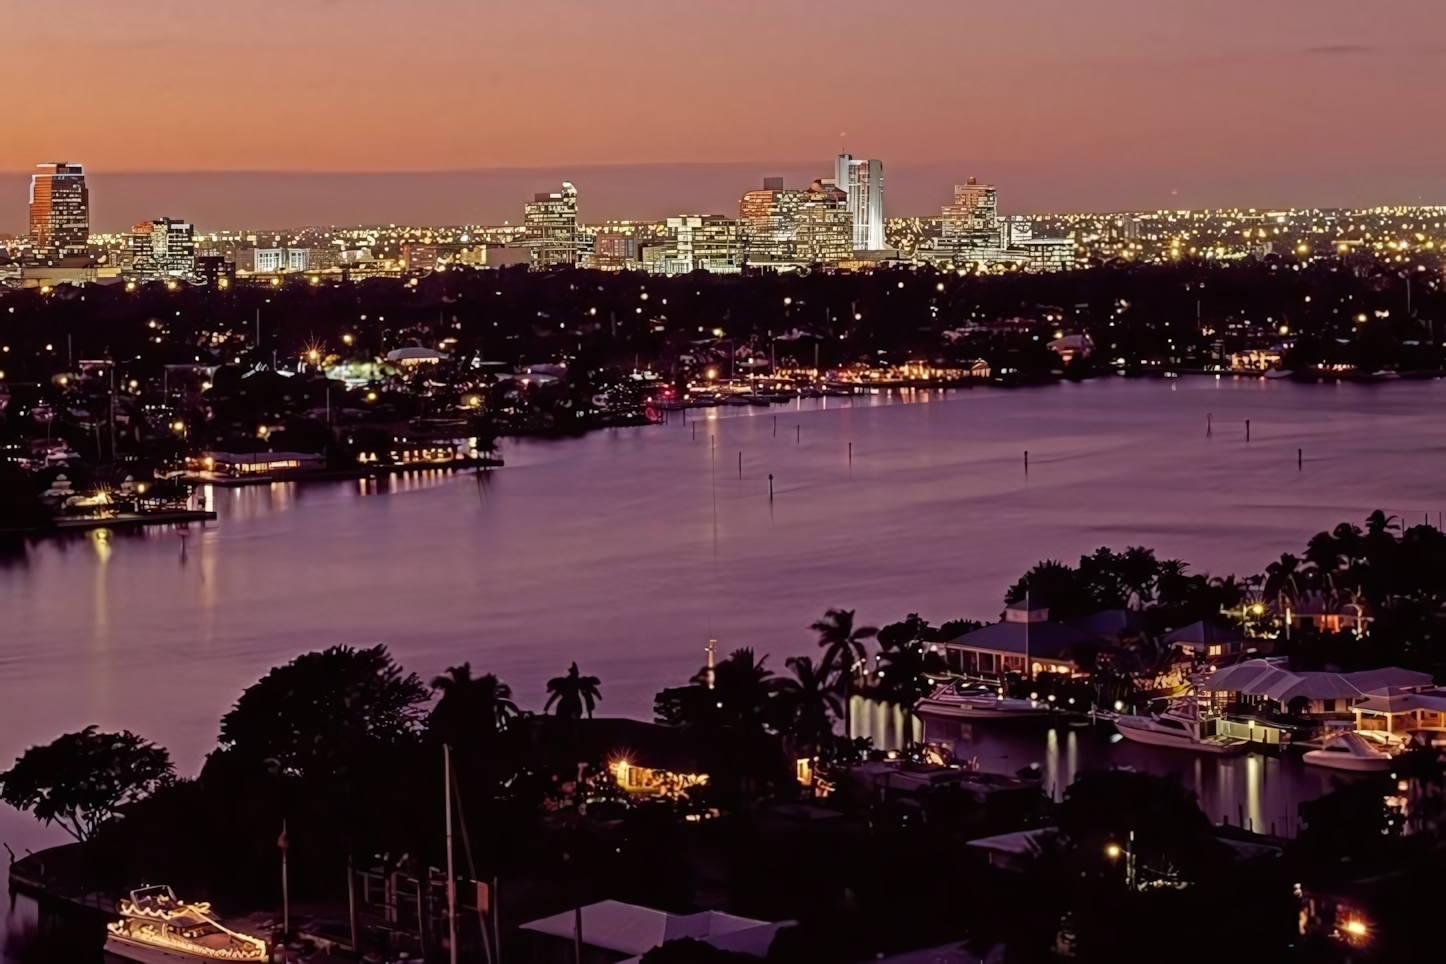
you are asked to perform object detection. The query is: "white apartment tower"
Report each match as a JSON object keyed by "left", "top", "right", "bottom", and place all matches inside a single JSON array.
[{"left": 834, "top": 154, "right": 885, "bottom": 251}]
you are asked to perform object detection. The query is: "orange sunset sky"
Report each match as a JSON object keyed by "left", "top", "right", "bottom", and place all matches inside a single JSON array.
[{"left": 3, "top": 0, "right": 1444, "bottom": 229}]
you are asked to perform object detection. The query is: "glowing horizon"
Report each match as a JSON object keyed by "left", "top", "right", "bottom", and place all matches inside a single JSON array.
[{"left": 3, "top": 0, "right": 1443, "bottom": 228}]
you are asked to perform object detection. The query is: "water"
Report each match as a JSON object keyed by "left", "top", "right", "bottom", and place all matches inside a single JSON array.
[{"left": 3, "top": 377, "right": 1442, "bottom": 954}]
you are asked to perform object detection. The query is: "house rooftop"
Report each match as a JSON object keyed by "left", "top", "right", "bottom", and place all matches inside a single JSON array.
[
  {"left": 942, "top": 620, "right": 1097, "bottom": 660},
  {"left": 519, "top": 900, "right": 786, "bottom": 962},
  {"left": 1200, "top": 659, "right": 1432, "bottom": 703}
]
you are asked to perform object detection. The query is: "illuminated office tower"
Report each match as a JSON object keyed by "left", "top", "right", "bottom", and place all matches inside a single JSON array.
[
  {"left": 524, "top": 181, "right": 579, "bottom": 267},
  {"left": 130, "top": 218, "right": 195, "bottom": 276},
  {"left": 739, "top": 179, "right": 850, "bottom": 265},
  {"left": 643, "top": 216, "right": 742, "bottom": 275},
  {"left": 941, "top": 178, "right": 999, "bottom": 241},
  {"left": 28, "top": 163, "right": 90, "bottom": 258},
  {"left": 834, "top": 155, "right": 885, "bottom": 251}
]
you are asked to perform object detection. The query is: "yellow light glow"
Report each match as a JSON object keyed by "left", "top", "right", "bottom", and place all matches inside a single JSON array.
[
  {"left": 1251, "top": 604, "right": 1264, "bottom": 615},
  {"left": 1105, "top": 844, "right": 1121, "bottom": 858},
  {"left": 1344, "top": 919, "right": 1367, "bottom": 937}
]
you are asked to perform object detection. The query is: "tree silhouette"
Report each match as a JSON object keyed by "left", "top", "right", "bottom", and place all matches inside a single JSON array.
[
  {"left": 428, "top": 662, "right": 518, "bottom": 743},
  {"left": 811, "top": 608, "right": 877, "bottom": 690},
  {"left": 0, "top": 727, "right": 173, "bottom": 842},
  {"left": 218, "top": 644, "right": 429, "bottom": 780},
  {"left": 545, "top": 662, "right": 602, "bottom": 719},
  {"left": 775, "top": 656, "right": 843, "bottom": 758}
]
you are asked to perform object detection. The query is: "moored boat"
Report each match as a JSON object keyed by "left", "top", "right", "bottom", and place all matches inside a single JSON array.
[
  {"left": 104, "top": 885, "right": 268, "bottom": 963},
  {"left": 916, "top": 682, "right": 1053, "bottom": 720},
  {"left": 1114, "top": 697, "right": 1249, "bottom": 754},
  {"left": 1302, "top": 732, "right": 1394, "bottom": 772}
]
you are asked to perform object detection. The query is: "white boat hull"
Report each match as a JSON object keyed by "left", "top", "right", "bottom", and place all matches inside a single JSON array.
[
  {"left": 917, "top": 698, "right": 1050, "bottom": 720},
  {"left": 1114, "top": 718, "right": 1248, "bottom": 754},
  {"left": 1302, "top": 750, "right": 1392, "bottom": 772},
  {"left": 105, "top": 935, "right": 253, "bottom": 964}
]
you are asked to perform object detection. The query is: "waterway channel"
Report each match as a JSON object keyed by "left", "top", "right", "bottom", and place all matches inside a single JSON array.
[{"left": 4, "top": 376, "right": 1444, "bottom": 956}]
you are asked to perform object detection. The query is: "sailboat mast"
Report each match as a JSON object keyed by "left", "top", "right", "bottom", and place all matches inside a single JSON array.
[{"left": 445, "top": 744, "right": 458, "bottom": 964}]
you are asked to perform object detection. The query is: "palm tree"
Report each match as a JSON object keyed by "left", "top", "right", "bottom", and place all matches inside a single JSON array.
[
  {"left": 545, "top": 663, "right": 602, "bottom": 720},
  {"left": 872, "top": 643, "right": 948, "bottom": 725},
  {"left": 775, "top": 656, "right": 843, "bottom": 758},
  {"left": 710, "top": 648, "right": 783, "bottom": 732},
  {"left": 428, "top": 663, "right": 518, "bottom": 742},
  {"left": 811, "top": 608, "right": 877, "bottom": 686}
]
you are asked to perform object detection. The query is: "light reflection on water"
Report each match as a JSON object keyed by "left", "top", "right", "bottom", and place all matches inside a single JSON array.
[
  {"left": 920, "top": 714, "right": 1351, "bottom": 836},
  {"left": 2, "top": 377, "right": 1444, "bottom": 955}
]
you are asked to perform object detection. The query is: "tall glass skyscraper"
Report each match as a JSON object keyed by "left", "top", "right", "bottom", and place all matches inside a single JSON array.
[
  {"left": 834, "top": 155, "right": 885, "bottom": 251},
  {"left": 28, "top": 163, "right": 90, "bottom": 259}
]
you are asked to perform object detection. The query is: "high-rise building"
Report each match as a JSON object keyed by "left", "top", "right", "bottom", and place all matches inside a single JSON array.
[
  {"left": 941, "top": 178, "right": 999, "bottom": 241},
  {"left": 739, "top": 179, "right": 851, "bottom": 265},
  {"left": 129, "top": 219, "right": 195, "bottom": 277},
  {"left": 643, "top": 217, "right": 742, "bottom": 276},
  {"left": 524, "top": 181, "right": 578, "bottom": 267},
  {"left": 922, "top": 178, "right": 1074, "bottom": 272},
  {"left": 834, "top": 155, "right": 885, "bottom": 251},
  {"left": 28, "top": 163, "right": 89, "bottom": 259}
]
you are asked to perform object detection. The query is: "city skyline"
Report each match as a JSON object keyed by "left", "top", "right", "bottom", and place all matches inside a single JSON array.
[
  {"left": 3, "top": 2, "right": 1444, "bottom": 230},
  {"left": 3, "top": 159, "right": 1444, "bottom": 238}
]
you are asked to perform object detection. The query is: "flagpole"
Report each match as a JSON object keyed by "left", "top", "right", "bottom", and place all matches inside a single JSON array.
[
  {"left": 280, "top": 819, "right": 290, "bottom": 938},
  {"left": 445, "top": 744, "right": 458, "bottom": 964}
]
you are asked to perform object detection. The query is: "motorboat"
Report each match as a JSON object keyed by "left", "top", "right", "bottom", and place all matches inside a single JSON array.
[
  {"left": 104, "top": 885, "right": 268, "bottom": 963},
  {"left": 916, "top": 682, "right": 1053, "bottom": 720},
  {"left": 1302, "top": 732, "right": 1394, "bottom": 772},
  {"left": 1113, "top": 697, "right": 1249, "bottom": 754}
]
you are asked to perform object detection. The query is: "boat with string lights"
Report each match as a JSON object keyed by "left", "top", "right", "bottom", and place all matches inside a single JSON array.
[{"left": 103, "top": 885, "right": 269, "bottom": 963}]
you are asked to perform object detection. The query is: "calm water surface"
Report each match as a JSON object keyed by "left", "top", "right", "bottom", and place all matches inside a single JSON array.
[{"left": 4, "top": 377, "right": 1444, "bottom": 952}]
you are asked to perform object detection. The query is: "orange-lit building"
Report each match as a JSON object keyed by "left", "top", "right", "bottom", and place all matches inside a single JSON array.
[{"left": 28, "top": 163, "right": 89, "bottom": 259}]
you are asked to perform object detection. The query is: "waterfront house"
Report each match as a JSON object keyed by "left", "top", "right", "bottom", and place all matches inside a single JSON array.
[
  {"left": 1351, "top": 687, "right": 1446, "bottom": 741},
  {"left": 514, "top": 716, "right": 714, "bottom": 800},
  {"left": 1163, "top": 620, "right": 1252, "bottom": 661},
  {"left": 1199, "top": 659, "right": 1432, "bottom": 723},
  {"left": 1274, "top": 593, "right": 1373, "bottom": 634},
  {"left": 187, "top": 451, "right": 326, "bottom": 480},
  {"left": 519, "top": 900, "right": 789, "bottom": 964},
  {"left": 941, "top": 600, "right": 1096, "bottom": 677}
]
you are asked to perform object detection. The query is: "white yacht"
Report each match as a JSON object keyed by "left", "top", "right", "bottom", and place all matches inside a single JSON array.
[
  {"left": 104, "top": 885, "right": 268, "bottom": 963},
  {"left": 916, "top": 682, "right": 1053, "bottom": 720},
  {"left": 1114, "top": 698, "right": 1249, "bottom": 754},
  {"left": 1302, "top": 732, "right": 1394, "bottom": 772}
]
